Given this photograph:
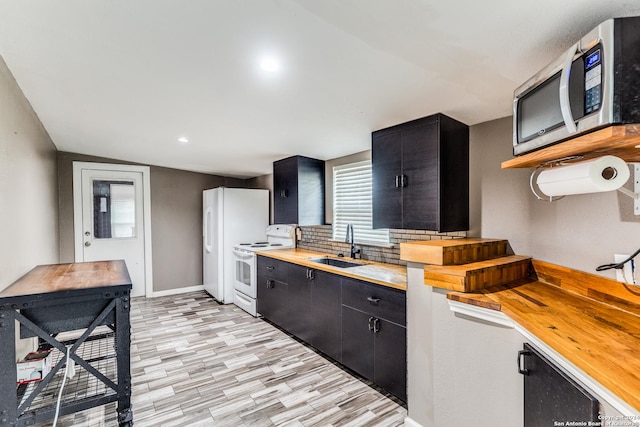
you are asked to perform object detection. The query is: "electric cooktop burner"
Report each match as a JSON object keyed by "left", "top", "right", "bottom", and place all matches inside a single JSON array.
[{"left": 233, "top": 225, "right": 296, "bottom": 252}]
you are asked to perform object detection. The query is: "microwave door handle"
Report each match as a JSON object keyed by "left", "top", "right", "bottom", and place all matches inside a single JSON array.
[{"left": 559, "top": 42, "right": 579, "bottom": 134}]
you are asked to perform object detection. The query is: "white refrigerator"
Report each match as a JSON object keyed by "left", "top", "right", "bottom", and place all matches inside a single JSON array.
[{"left": 203, "top": 187, "right": 269, "bottom": 303}]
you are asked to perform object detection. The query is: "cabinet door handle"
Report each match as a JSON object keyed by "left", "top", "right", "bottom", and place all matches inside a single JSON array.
[
  {"left": 395, "top": 175, "right": 400, "bottom": 188},
  {"left": 517, "top": 350, "right": 530, "bottom": 375},
  {"left": 401, "top": 174, "right": 407, "bottom": 187},
  {"left": 280, "top": 189, "right": 288, "bottom": 198},
  {"left": 266, "top": 266, "right": 275, "bottom": 271},
  {"left": 307, "top": 269, "right": 314, "bottom": 281},
  {"left": 367, "top": 296, "right": 380, "bottom": 305},
  {"left": 368, "top": 316, "right": 375, "bottom": 332},
  {"left": 373, "top": 318, "right": 381, "bottom": 333},
  {"left": 266, "top": 279, "right": 274, "bottom": 289}
]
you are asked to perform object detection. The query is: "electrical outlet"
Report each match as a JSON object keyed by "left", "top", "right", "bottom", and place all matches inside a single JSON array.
[{"left": 614, "top": 254, "right": 635, "bottom": 284}]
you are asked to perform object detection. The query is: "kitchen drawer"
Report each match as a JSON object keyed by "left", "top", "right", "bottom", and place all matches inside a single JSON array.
[
  {"left": 341, "top": 277, "right": 406, "bottom": 326},
  {"left": 257, "top": 256, "right": 288, "bottom": 282}
]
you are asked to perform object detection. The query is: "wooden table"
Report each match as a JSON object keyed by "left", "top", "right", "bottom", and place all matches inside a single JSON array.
[{"left": 0, "top": 261, "right": 133, "bottom": 426}]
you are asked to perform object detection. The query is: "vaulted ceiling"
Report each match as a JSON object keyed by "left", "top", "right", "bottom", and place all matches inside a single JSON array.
[{"left": 1, "top": 1, "right": 639, "bottom": 177}]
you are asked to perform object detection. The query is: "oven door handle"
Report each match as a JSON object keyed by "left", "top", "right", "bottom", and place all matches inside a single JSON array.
[
  {"left": 559, "top": 42, "right": 579, "bottom": 134},
  {"left": 232, "top": 248, "right": 255, "bottom": 259}
]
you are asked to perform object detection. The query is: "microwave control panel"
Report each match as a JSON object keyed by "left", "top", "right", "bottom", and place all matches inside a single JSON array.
[{"left": 584, "top": 47, "right": 602, "bottom": 114}]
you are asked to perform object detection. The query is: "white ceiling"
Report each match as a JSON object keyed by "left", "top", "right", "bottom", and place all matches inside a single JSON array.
[{"left": 1, "top": 1, "right": 639, "bottom": 178}]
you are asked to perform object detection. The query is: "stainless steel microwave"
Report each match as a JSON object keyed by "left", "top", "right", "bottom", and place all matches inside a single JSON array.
[{"left": 513, "top": 16, "right": 640, "bottom": 156}]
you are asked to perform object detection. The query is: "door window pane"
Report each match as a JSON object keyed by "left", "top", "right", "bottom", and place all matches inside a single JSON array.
[{"left": 93, "top": 180, "right": 136, "bottom": 239}]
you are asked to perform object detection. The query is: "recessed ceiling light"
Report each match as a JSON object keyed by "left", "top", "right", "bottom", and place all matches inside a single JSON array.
[
  {"left": 259, "top": 56, "right": 281, "bottom": 73},
  {"left": 177, "top": 137, "right": 189, "bottom": 144}
]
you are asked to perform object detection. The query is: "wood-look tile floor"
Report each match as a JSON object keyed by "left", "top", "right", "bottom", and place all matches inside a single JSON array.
[{"left": 38, "top": 291, "right": 406, "bottom": 426}]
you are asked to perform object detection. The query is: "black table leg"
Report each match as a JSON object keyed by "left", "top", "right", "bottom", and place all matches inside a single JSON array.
[
  {"left": 0, "top": 307, "right": 17, "bottom": 426},
  {"left": 115, "top": 294, "right": 133, "bottom": 426}
]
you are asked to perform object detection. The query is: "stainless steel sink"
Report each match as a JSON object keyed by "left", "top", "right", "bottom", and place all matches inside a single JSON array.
[{"left": 309, "top": 257, "right": 363, "bottom": 268}]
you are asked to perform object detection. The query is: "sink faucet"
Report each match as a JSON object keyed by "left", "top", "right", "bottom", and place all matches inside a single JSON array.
[{"left": 345, "top": 224, "right": 361, "bottom": 259}]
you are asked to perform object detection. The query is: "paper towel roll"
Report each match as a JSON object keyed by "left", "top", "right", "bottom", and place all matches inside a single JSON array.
[{"left": 536, "top": 155, "right": 630, "bottom": 197}]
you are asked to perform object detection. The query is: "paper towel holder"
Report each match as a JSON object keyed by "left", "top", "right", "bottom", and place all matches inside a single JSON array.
[
  {"left": 529, "top": 156, "right": 584, "bottom": 202},
  {"left": 617, "top": 163, "right": 640, "bottom": 216},
  {"left": 530, "top": 156, "right": 639, "bottom": 215}
]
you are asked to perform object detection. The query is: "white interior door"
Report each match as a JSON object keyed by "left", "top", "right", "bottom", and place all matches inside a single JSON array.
[{"left": 73, "top": 163, "right": 151, "bottom": 297}]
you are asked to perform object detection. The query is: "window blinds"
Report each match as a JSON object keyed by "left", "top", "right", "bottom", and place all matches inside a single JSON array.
[{"left": 333, "top": 161, "right": 389, "bottom": 245}]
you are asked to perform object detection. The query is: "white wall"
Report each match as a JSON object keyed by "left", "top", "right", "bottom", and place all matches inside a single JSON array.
[
  {"left": 0, "top": 55, "right": 59, "bottom": 360},
  {"left": 0, "top": 55, "right": 58, "bottom": 288},
  {"left": 471, "top": 116, "right": 640, "bottom": 280},
  {"left": 406, "top": 263, "right": 525, "bottom": 427}
]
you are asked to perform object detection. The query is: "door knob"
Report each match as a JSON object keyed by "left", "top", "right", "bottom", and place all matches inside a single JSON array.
[{"left": 84, "top": 241, "right": 91, "bottom": 247}]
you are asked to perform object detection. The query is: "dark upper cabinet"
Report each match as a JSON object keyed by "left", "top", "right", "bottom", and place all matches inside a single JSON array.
[
  {"left": 273, "top": 155, "right": 325, "bottom": 225},
  {"left": 372, "top": 113, "right": 469, "bottom": 232}
]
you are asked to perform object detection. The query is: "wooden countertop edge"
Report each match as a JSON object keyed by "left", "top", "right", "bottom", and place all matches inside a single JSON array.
[
  {"left": 446, "top": 292, "right": 502, "bottom": 311},
  {"left": 0, "top": 260, "right": 132, "bottom": 299},
  {"left": 399, "top": 238, "right": 508, "bottom": 264},
  {"left": 256, "top": 249, "right": 407, "bottom": 291},
  {"left": 445, "top": 272, "right": 640, "bottom": 412},
  {"left": 423, "top": 255, "right": 532, "bottom": 277}
]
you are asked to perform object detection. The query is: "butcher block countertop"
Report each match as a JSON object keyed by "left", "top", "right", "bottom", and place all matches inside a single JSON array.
[
  {"left": 448, "top": 259, "right": 640, "bottom": 412},
  {"left": 256, "top": 248, "right": 407, "bottom": 291},
  {"left": 0, "top": 260, "right": 131, "bottom": 302}
]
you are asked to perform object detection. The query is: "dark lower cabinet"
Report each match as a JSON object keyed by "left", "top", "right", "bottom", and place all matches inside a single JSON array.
[
  {"left": 341, "top": 275, "right": 407, "bottom": 400},
  {"left": 373, "top": 317, "right": 407, "bottom": 401},
  {"left": 256, "top": 255, "right": 406, "bottom": 402},
  {"left": 341, "top": 306, "right": 374, "bottom": 379},
  {"left": 257, "top": 275, "right": 288, "bottom": 329},
  {"left": 287, "top": 264, "right": 314, "bottom": 343},
  {"left": 341, "top": 305, "right": 407, "bottom": 401},
  {"left": 286, "top": 265, "right": 342, "bottom": 360},
  {"left": 309, "top": 269, "right": 342, "bottom": 361},
  {"left": 519, "top": 343, "right": 599, "bottom": 427}
]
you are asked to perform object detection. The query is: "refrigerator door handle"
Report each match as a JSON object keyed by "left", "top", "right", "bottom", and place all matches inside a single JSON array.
[{"left": 204, "top": 207, "right": 213, "bottom": 254}]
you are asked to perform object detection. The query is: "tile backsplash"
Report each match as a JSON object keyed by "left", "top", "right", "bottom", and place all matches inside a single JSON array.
[{"left": 296, "top": 225, "right": 467, "bottom": 265}]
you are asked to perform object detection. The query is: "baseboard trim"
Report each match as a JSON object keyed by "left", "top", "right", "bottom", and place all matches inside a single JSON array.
[
  {"left": 404, "top": 416, "right": 422, "bottom": 427},
  {"left": 151, "top": 285, "right": 205, "bottom": 298}
]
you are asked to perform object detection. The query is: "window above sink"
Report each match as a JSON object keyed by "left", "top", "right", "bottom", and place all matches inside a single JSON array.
[{"left": 332, "top": 160, "right": 390, "bottom": 246}]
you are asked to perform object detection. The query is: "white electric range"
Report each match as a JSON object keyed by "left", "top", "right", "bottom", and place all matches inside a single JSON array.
[{"left": 232, "top": 224, "right": 296, "bottom": 316}]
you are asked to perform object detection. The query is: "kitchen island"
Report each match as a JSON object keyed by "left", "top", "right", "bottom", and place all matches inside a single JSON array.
[{"left": 0, "top": 261, "right": 133, "bottom": 427}]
